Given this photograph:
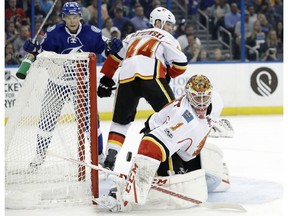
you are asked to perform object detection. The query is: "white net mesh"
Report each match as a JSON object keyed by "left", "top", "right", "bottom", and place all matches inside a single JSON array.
[{"left": 5, "top": 51, "right": 98, "bottom": 209}]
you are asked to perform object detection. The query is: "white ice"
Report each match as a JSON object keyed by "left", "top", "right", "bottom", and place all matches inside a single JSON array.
[{"left": 4, "top": 115, "right": 286, "bottom": 216}]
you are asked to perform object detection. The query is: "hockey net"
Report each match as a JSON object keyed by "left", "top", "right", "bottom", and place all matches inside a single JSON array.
[{"left": 5, "top": 51, "right": 98, "bottom": 209}]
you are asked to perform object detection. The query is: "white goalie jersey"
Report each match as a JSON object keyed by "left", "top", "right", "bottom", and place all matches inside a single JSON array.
[{"left": 147, "top": 90, "right": 223, "bottom": 161}]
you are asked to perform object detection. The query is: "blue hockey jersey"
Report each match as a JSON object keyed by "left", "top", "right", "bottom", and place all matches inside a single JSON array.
[{"left": 40, "top": 23, "right": 106, "bottom": 55}]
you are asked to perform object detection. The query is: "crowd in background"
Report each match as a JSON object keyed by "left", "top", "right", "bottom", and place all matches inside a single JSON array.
[{"left": 5, "top": 0, "right": 283, "bottom": 65}]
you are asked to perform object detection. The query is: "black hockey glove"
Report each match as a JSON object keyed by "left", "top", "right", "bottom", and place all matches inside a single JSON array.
[
  {"left": 97, "top": 76, "right": 116, "bottom": 98},
  {"left": 23, "top": 39, "right": 40, "bottom": 53},
  {"left": 139, "top": 115, "right": 152, "bottom": 135}
]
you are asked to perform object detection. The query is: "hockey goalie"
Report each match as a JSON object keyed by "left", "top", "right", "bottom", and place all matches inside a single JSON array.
[{"left": 96, "top": 74, "right": 233, "bottom": 212}]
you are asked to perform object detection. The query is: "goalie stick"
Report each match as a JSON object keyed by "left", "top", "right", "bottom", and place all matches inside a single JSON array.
[{"left": 49, "top": 153, "right": 246, "bottom": 212}]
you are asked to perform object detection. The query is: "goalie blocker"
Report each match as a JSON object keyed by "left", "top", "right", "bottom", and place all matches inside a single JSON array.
[{"left": 97, "top": 142, "right": 230, "bottom": 212}]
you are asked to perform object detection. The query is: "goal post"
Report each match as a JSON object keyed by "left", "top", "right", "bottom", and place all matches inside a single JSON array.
[{"left": 5, "top": 51, "right": 99, "bottom": 208}]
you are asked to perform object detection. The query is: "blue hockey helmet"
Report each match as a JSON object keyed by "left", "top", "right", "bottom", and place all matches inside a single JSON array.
[{"left": 62, "top": 2, "right": 82, "bottom": 17}]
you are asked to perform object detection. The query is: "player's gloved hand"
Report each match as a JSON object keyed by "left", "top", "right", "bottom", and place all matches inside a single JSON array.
[
  {"left": 97, "top": 76, "right": 116, "bottom": 98},
  {"left": 139, "top": 115, "right": 152, "bottom": 135},
  {"left": 106, "top": 37, "right": 123, "bottom": 55},
  {"left": 23, "top": 39, "right": 40, "bottom": 53}
]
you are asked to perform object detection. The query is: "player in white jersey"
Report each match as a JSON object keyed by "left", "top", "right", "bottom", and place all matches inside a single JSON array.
[
  {"left": 97, "top": 74, "right": 227, "bottom": 212},
  {"left": 97, "top": 7, "right": 188, "bottom": 170}
]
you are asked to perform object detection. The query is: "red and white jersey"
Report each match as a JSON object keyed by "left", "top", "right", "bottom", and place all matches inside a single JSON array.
[
  {"left": 101, "top": 28, "right": 187, "bottom": 83},
  {"left": 146, "top": 91, "right": 223, "bottom": 162}
]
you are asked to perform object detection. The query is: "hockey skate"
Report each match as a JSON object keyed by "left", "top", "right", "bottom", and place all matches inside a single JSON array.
[
  {"left": 94, "top": 181, "right": 132, "bottom": 212},
  {"left": 29, "top": 148, "right": 47, "bottom": 171},
  {"left": 103, "top": 149, "right": 118, "bottom": 170},
  {"left": 98, "top": 153, "right": 105, "bottom": 167}
]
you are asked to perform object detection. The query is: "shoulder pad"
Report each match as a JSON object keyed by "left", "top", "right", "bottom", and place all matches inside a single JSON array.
[
  {"left": 91, "top": 25, "right": 101, "bottom": 33},
  {"left": 47, "top": 25, "right": 56, "bottom": 32}
]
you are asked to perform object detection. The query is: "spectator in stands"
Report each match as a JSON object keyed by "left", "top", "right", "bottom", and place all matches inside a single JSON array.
[
  {"left": 233, "top": 10, "right": 254, "bottom": 60},
  {"left": 121, "top": 21, "right": 135, "bottom": 40},
  {"left": 251, "top": 0, "right": 269, "bottom": 14},
  {"left": 234, "top": 10, "right": 254, "bottom": 39},
  {"left": 245, "top": 20, "right": 266, "bottom": 61},
  {"left": 5, "top": 43, "right": 20, "bottom": 65},
  {"left": 275, "top": 20, "right": 283, "bottom": 44},
  {"left": 13, "top": 25, "right": 31, "bottom": 62},
  {"left": 173, "top": 17, "right": 186, "bottom": 38},
  {"left": 112, "top": 6, "right": 132, "bottom": 32},
  {"left": 50, "top": 0, "right": 62, "bottom": 17},
  {"left": 197, "top": 48, "right": 209, "bottom": 62},
  {"left": 177, "top": 23, "right": 201, "bottom": 51},
  {"left": 140, "top": 0, "right": 161, "bottom": 19},
  {"left": 224, "top": 3, "right": 240, "bottom": 35},
  {"left": 17, "top": 0, "right": 29, "bottom": 13},
  {"left": 5, "top": 21, "right": 19, "bottom": 45},
  {"left": 46, "top": 0, "right": 62, "bottom": 29},
  {"left": 259, "top": 29, "right": 282, "bottom": 61},
  {"left": 274, "top": 0, "right": 283, "bottom": 21},
  {"left": 265, "top": 2, "right": 282, "bottom": 28},
  {"left": 183, "top": 33, "right": 201, "bottom": 62},
  {"left": 257, "top": 13, "right": 271, "bottom": 35},
  {"left": 5, "top": 0, "right": 27, "bottom": 22},
  {"left": 210, "top": 48, "right": 224, "bottom": 61},
  {"left": 108, "top": 0, "right": 124, "bottom": 18},
  {"left": 130, "top": 4, "right": 150, "bottom": 31},
  {"left": 110, "top": 26, "right": 121, "bottom": 39},
  {"left": 76, "top": 0, "right": 91, "bottom": 23},
  {"left": 207, "top": 0, "right": 230, "bottom": 39},
  {"left": 38, "top": 0, "right": 52, "bottom": 15},
  {"left": 87, "top": 0, "right": 109, "bottom": 23},
  {"left": 26, "top": 0, "right": 46, "bottom": 25},
  {"left": 198, "top": 0, "right": 214, "bottom": 28},
  {"left": 102, "top": 17, "right": 114, "bottom": 38},
  {"left": 12, "top": 14, "right": 23, "bottom": 33},
  {"left": 247, "top": 4, "right": 257, "bottom": 23}
]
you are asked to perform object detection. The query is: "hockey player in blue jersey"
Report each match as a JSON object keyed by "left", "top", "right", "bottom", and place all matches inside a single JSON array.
[{"left": 23, "top": 1, "right": 123, "bottom": 169}]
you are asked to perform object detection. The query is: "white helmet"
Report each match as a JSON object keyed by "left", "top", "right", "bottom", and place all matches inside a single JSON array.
[
  {"left": 149, "top": 7, "right": 176, "bottom": 29},
  {"left": 185, "top": 75, "right": 213, "bottom": 119}
]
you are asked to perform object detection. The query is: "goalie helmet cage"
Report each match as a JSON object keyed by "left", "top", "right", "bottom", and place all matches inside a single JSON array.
[{"left": 5, "top": 51, "right": 99, "bottom": 209}]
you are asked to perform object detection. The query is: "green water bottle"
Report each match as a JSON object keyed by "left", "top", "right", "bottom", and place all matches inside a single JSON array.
[{"left": 16, "top": 53, "right": 35, "bottom": 80}]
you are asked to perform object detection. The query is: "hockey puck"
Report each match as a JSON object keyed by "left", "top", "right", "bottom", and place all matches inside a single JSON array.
[{"left": 126, "top": 151, "right": 132, "bottom": 162}]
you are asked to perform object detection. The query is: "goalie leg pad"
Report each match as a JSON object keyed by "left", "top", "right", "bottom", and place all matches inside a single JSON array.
[
  {"left": 142, "top": 169, "right": 208, "bottom": 210},
  {"left": 122, "top": 154, "right": 160, "bottom": 205},
  {"left": 201, "top": 142, "right": 230, "bottom": 192}
]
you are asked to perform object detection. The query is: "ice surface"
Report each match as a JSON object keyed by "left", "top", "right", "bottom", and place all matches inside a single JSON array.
[{"left": 4, "top": 115, "right": 286, "bottom": 216}]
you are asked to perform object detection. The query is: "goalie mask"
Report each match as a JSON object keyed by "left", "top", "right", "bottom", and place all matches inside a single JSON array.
[
  {"left": 185, "top": 75, "right": 213, "bottom": 119},
  {"left": 149, "top": 7, "right": 176, "bottom": 29}
]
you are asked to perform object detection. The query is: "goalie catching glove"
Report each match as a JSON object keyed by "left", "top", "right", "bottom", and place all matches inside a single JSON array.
[{"left": 97, "top": 76, "right": 116, "bottom": 98}]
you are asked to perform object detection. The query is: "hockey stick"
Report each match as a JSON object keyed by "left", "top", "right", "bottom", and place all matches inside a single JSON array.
[
  {"left": 16, "top": 0, "right": 60, "bottom": 79},
  {"left": 49, "top": 153, "right": 246, "bottom": 212},
  {"left": 32, "top": 0, "right": 60, "bottom": 43}
]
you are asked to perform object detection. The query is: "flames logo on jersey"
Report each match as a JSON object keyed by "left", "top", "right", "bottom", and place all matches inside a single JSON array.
[
  {"left": 170, "top": 122, "right": 183, "bottom": 131},
  {"left": 192, "top": 134, "right": 208, "bottom": 157}
]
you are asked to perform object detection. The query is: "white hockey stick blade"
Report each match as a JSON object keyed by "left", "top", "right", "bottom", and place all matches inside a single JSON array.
[{"left": 48, "top": 152, "right": 246, "bottom": 212}]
